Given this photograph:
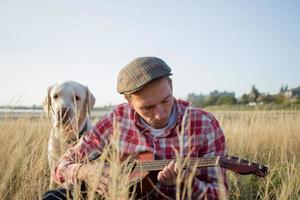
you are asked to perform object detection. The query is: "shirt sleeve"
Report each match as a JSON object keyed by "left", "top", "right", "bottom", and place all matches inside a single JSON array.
[
  {"left": 54, "top": 113, "right": 113, "bottom": 185},
  {"left": 192, "top": 113, "right": 228, "bottom": 199}
]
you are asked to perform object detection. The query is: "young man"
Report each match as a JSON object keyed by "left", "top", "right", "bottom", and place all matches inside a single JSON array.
[{"left": 43, "top": 57, "right": 227, "bottom": 199}]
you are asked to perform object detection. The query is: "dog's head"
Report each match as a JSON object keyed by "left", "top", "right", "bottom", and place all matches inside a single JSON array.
[{"left": 43, "top": 81, "right": 95, "bottom": 131}]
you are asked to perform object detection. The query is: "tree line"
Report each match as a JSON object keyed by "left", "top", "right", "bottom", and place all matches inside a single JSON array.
[{"left": 187, "top": 85, "right": 300, "bottom": 108}]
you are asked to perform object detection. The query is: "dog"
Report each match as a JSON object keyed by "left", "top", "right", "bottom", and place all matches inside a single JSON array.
[{"left": 43, "top": 81, "right": 95, "bottom": 188}]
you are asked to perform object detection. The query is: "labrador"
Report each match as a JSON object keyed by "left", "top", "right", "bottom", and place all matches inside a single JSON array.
[{"left": 43, "top": 81, "right": 95, "bottom": 188}]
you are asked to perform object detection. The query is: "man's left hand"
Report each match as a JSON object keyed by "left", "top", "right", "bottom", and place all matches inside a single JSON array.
[{"left": 157, "top": 160, "right": 201, "bottom": 186}]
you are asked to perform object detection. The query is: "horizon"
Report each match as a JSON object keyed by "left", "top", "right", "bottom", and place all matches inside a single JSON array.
[
  {"left": 1, "top": 1, "right": 299, "bottom": 107},
  {"left": 1, "top": 84, "right": 297, "bottom": 108}
]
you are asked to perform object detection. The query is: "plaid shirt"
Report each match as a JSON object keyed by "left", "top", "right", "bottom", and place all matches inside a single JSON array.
[{"left": 54, "top": 99, "right": 227, "bottom": 199}]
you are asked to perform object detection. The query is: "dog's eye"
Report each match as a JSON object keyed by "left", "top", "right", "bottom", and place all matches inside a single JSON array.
[
  {"left": 75, "top": 96, "right": 81, "bottom": 101},
  {"left": 53, "top": 94, "right": 58, "bottom": 99}
]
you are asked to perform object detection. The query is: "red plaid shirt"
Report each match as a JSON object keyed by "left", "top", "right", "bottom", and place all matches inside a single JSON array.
[{"left": 54, "top": 99, "right": 227, "bottom": 199}]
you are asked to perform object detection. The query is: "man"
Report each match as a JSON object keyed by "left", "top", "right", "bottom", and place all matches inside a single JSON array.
[{"left": 43, "top": 57, "right": 227, "bottom": 199}]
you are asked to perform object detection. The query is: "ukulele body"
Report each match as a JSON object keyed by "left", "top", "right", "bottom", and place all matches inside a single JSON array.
[{"left": 128, "top": 152, "right": 163, "bottom": 199}]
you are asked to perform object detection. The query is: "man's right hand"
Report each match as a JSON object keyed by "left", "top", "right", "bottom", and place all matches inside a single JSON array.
[{"left": 77, "top": 163, "right": 110, "bottom": 196}]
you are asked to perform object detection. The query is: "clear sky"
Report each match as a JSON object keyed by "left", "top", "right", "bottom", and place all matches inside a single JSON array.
[{"left": 0, "top": 0, "right": 299, "bottom": 106}]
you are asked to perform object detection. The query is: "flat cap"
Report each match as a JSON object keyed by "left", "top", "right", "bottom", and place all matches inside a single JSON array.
[{"left": 117, "top": 57, "right": 172, "bottom": 94}]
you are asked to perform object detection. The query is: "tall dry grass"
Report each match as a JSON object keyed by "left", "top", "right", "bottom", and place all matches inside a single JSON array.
[
  {"left": 215, "top": 111, "right": 300, "bottom": 200},
  {"left": 0, "top": 110, "right": 299, "bottom": 199},
  {"left": 0, "top": 117, "right": 50, "bottom": 199}
]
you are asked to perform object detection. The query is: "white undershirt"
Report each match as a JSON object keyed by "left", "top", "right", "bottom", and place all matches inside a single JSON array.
[{"left": 140, "top": 105, "right": 177, "bottom": 137}]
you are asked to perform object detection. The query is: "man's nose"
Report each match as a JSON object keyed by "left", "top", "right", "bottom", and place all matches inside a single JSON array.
[{"left": 154, "top": 105, "right": 166, "bottom": 119}]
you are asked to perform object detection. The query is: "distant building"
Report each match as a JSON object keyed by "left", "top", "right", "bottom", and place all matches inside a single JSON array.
[
  {"left": 209, "top": 90, "right": 235, "bottom": 97},
  {"left": 284, "top": 86, "right": 300, "bottom": 98},
  {"left": 247, "top": 102, "right": 257, "bottom": 107},
  {"left": 187, "top": 93, "right": 205, "bottom": 102},
  {"left": 187, "top": 91, "right": 236, "bottom": 107},
  {"left": 187, "top": 91, "right": 235, "bottom": 101}
]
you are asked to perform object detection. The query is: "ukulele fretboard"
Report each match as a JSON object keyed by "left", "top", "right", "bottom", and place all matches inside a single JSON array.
[{"left": 133, "top": 156, "right": 220, "bottom": 172}]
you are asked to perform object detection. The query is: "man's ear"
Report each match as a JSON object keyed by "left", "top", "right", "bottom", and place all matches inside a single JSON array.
[
  {"left": 85, "top": 86, "right": 95, "bottom": 115},
  {"left": 125, "top": 94, "right": 136, "bottom": 108},
  {"left": 43, "top": 86, "right": 52, "bottom": 118},
  {"left": 124, "top": 94, "right": 132, "bottom": 104}
]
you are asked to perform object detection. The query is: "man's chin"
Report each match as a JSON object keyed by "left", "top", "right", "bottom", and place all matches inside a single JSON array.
[{"left": 151, "top": 122, "right": 168, "bottom": 129}]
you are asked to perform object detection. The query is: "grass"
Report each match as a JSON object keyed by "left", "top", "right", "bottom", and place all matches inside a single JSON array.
[
  {"left": 0, "top": 110, "right": 299, "bottom": 199},
  {"left": 215, "top": 110, "right": 300, "bottom": 199}
]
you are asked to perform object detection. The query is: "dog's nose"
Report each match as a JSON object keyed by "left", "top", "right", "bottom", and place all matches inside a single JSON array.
[
  {"left": 60, "top": 107, "right": 69, "bottom": 116},
  {"left": 57, "top": 107, "right": 70, "bottom": 123}
]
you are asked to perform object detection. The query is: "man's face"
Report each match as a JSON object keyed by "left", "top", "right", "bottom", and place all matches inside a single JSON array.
[{"left": 126, "top": 78, "right": 174, "bottom": 129}]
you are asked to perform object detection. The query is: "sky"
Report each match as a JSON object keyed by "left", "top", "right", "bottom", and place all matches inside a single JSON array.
[{"left": 0, "top": 0, "right": 299, "bottom": 106}]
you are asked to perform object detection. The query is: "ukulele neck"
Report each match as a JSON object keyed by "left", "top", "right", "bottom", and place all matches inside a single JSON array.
[{"left": 133, "top": 156, "right": 220, "bottom": 172}]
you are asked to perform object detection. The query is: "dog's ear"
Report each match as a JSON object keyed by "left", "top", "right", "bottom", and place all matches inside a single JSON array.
[
  {"left": 43, "top": 86, "right": 52, "bottom": 118},
  {"left": 85, "top": 86, "right": 95, "bottom": 115}
]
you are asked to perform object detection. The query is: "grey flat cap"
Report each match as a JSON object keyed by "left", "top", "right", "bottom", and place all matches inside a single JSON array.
[{"left": 117, "top": 57, "right": 172, "bottom": 94}]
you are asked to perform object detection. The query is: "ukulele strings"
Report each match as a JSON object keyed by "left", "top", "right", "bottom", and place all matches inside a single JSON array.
[{"left": 133, "top": 157, "right": 219, "bottom": 171}]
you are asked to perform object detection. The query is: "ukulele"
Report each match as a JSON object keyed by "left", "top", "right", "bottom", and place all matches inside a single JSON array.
[{"left": 127, "top": 152, "right": 269, "bottom": 199}]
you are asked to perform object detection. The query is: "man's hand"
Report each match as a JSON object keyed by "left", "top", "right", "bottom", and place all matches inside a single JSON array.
[
  {"left": 77, "top": 163, "right": 110, "bottom": 195},
  {"left": 157, "top": 160, "right": 200, "bottom": 186},
  {"left": 157, "top": 160, "right": 177, "bottom": 186}
]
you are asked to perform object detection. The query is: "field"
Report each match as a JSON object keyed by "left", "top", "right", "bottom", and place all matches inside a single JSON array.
[{"left": 0, "top": 110, "right": 299, "bottom": 199}]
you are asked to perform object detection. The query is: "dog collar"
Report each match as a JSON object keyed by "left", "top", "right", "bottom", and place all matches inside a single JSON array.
[
  {"left": 78, "top": 120, "right": 88, "bottom": 138},
  {"left": 66, "top": 120, "right": 88, "bottom": 145}
]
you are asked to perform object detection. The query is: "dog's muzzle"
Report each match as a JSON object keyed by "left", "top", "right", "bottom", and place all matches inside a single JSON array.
[{"left": 57, "top": 107, "right": 72, "bottom": 126}]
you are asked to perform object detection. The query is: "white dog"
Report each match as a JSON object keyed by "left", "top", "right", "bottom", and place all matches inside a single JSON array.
[{"left": 43, "top": 81, "right": 95, "bottom": 188}]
